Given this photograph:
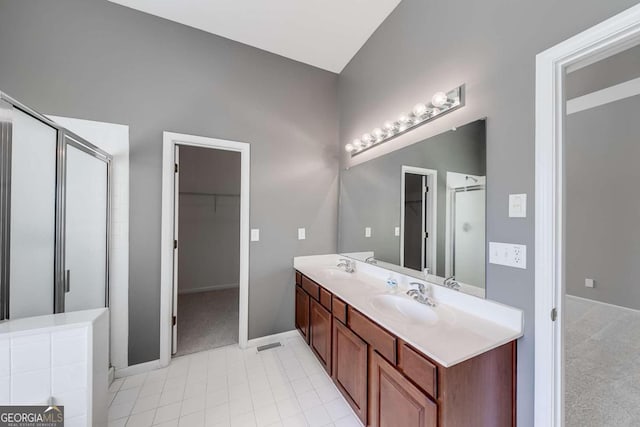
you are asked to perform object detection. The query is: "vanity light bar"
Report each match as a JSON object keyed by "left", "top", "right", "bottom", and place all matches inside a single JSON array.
[{"left": 346, "top": 84, "right": 465, "bottom": 156}]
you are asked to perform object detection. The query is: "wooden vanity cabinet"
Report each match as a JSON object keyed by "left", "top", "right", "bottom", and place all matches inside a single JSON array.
[
  {"left": 371, "top": 351, "right": 437, "bottom": 427},
  {"left": 294, "top": 270, "right": 516, "bottom": 427},
  {"left": 333, "top": 320, "right": 368, "bottom": 424},
  {"left": 309, "top": 298, "right": 332, "bottom": 374},
  {"left": 295, "top": 285, "right": 310, "bottom": 343}
]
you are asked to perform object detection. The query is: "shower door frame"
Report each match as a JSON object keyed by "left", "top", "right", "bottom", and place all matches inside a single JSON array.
[{"left": 0, "top": 91, "right": 113, "bottom": 320}]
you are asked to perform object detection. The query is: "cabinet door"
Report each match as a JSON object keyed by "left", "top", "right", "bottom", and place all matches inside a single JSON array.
[
  {"left": 295, "top": 285, "right": 310, "bottom": 343},
  {"left": 310, "top": 298, "right": 332, "bottom": 373},
  {"left": 332, "top": 320, "right": 368, "bottom": 424},
  {"left": 371, "top": 351, "right": 437, "bottom": 427}
]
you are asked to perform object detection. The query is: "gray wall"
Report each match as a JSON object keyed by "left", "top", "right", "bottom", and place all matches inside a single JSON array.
[
  {"left": 178, "top": 146, "right": 240, "bottom": 293},
  {"left": 337, "top": 0, "right": 639, "bottom": 424},
  {"left": 339, "top": 120, "right": 486, "bottom": 277},
  {"left": 566, "top": 95, "right": 640, "bottom": 310},
  {"left": 567, "top": 45, "right": 640, "bottom": 98},
  {"left": 0, "top": 0, "right": 339, "bottom": 365}
]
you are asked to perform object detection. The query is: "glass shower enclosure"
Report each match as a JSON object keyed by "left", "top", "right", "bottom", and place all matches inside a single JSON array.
[{"left": 0, "top": 91, "right": 112, "bottom": 320}]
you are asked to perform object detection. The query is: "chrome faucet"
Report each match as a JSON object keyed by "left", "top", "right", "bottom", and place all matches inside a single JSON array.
[
  {"left": 443, "top": 276, "right": 461, "bottom": 291},
  {"left": 365, "top": 256, "right": 377, "bottom": 265},
  {"left": 406, "top": 282, "right": 437, "bottom": 307},
  {"left": 337, "top": 258, "right": 356, "bottom": 273}
]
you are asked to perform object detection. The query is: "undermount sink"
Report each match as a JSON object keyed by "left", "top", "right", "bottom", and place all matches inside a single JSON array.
[
  {"left": 316, "top": 267, "right": 353, "bottom": 280},
  {"left": 369, "top": 294, "right": 439, "bottom": 324}
]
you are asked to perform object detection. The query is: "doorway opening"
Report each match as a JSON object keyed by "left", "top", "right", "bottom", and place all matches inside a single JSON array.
[
  {"left": 534, "top": 4, "right": 640, "bottom": 425},
  {"left": 160, "top": 132, "right": 250, "bottom": 366},
  {"left": 172, "top": 145, "right": 241, "bottom": 356},
  {"left": 400, "top": 166, "right": 437, "bottom": 274}
]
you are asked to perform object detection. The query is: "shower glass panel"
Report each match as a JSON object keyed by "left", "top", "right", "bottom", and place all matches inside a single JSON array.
[
  {"left": 9, "top": 108, "right": 57, "bottom": 318},
  {"left": 453, "top": 188, "right": 486, "bottom": 288},
  {"left": 63, "top": 142, "right": 108, "bottom": 311}
]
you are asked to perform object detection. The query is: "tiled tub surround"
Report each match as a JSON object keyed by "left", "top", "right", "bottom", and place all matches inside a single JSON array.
[
  {"left": 294, "top": 254, "right": 523, "bottom": 367},
  {"left": 108, "top": 338, "right": 362, "bottom": 427},
  {"left": 0, "top": 308, "right": 109, "bottom": 427},
  {"left": 565, "top": 295, "right": 640, "bottom": 426}
]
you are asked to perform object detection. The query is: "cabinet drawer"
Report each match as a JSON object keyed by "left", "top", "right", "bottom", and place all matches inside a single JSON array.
[
  {"left": 295, "top": 271, "right": 302, "bottom": 286},
  {"left": 398, "top": 342, "right": 437, "bottom": 398},
  {"left": 333, "top": 297, "right": 348, "bottom": 324},
  {"left": 301, "top": 276, "right": 320, "bottom": 301},
  {"left": 348, "top": 307, "right": 396, "bottom": 364},
  {"left": 320, "top": 288, "right": 332, "bottom": 311}
]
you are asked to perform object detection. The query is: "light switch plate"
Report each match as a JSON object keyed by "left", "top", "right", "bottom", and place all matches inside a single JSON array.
[
  {"left": 489, "top": 242, "right": 527, "bottom": 269},
  {"left": 250, "top": 229, "right": 260, "bottom": 242},
  {"left": 509, "top": 194, "right": 527, "bottom": 218},
  {"left": 365, "top": 227, "right": 372, "bottom": 238},
  {"left": 297, "top": 228, "right": 306, "bottom": 240},
  {"left": 394, "top": 227, "right": 400, "bottom": 237},
  {"left": 585, "top": 278, "right": 595, "bottom": 288}
]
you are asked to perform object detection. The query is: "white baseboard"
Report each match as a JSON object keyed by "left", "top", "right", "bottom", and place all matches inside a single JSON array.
[
  {"left": 115, "top": 359, "right": 162, "bottom": 378},
  {"left": 178, "top": 283, "right": 239, "bottom": 295},
  {"left": 246, "top": 330, "right": 300, "bottom": 348}
]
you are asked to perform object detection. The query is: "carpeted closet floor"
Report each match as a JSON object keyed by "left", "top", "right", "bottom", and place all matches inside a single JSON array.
[{"left": 175, "top": 287, "right": 239, "bottom": 357}]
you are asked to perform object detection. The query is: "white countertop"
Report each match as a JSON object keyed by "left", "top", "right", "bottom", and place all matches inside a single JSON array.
[
  {"left": 294, "top": 254, "right": 523, "bottom": 367},
  {"left": 0, "top": 308, "right": 108, "bottom": 336}
]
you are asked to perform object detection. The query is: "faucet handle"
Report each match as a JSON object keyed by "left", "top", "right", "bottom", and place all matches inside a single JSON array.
[{"left": 409, "top": 282, "right": 426, "bottom": 293}]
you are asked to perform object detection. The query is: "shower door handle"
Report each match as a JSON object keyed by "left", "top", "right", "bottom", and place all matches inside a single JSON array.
[{"left": 65, "top": 269, "right": 71, "bottom": 293}]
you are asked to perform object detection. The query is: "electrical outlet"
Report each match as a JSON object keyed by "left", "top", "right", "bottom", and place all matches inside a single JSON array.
[
  {"left": 365, "top": 227, "right": 372, "bottom": 238},
  {"left": 394, "top": 226, "right": 400, "bottom": 237},
  {"left": 585, "top": 278, "right": 595, "bottom": 288},
  {"left": 509, "top": 194, "right": 527, "bottom": 218},
  {"left": 250, "top": 229, "right": 260, "bottom": 242},
  {"left": 489, "top": 242, "right": 526, "bottom": 269},
  {"left": 297, "top": 228, "right": 306, "bottom": 240}
]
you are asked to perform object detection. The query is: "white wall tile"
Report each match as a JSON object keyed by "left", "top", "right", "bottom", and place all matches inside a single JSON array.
[
  {"left": 10, "top": 333, "right": 50, "bottom": 374},
  {"left": 11, "top": 369, "right": 51, "bottom": 404},
  {"left": 51, "top": 328, "right": 87, "bottom": 367},
  {"left": 55, "top": 388, "right": 87, "bottom": 419},
  {"left": 52, "top": 363, "right": 87, "bottom": 394},
  {"left": 0, "top": 376, "right": 10, "bottom": 404},
  {"left": 0, "top": 337, "right": 10, "bottom": 377}
]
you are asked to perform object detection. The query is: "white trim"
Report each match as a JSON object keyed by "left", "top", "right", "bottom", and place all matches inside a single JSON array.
[
  {"left": 567, "top": 76, "right": 640, "bottom": 114},
  {"left": 160, "top": 131, "right": 250, "bottom": 368},
  {"left": 114, "top": 359, "right": 161, "bottom": 378},
  {"left": 178, "top": 283, "right": 239, "bottom": 294},
  {"left": 246, "top": 330, "right": 300, "bottom": 348},
  {"left": 535, "top": 5, "right": 640, "bottom": 426},
  {"left": 399, "top": 166, "right": 437, "bottom": 274}
]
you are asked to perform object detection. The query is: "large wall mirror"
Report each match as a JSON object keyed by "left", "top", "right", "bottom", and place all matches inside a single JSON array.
[{"left": 338, "top": 119, "right": 486, "bottom": 298}]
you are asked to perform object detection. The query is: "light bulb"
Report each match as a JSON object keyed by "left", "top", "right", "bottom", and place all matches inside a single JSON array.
[
  {"left": 345, "top": 144, "right": 355, "bottom": 153},
  {"left": 372, "top": 128, "right": 385, "bottom": 140},
  {"left": 361, "top": 133, "right": 373, "bottom": 143},
  {"left": 412, "top": 103, "right": 427, "bottom": 117},
  {"left": 352, "top": 139, "right": 363, "bottom": 148},
  {"left": 398, "top": 114, "right": 410, "bottom": 124},
  {"left": 384, "top": 121, "right": 396, "bottom": 131},
  {"left": 431, "top": 91, "right": 448, "bottom": 107}
]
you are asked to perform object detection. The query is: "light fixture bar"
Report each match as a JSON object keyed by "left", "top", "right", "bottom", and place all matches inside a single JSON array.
[{"left": 346, "top": 84, "right": 465, "bottom": 156}]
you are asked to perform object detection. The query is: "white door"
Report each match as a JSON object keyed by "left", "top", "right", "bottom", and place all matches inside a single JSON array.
[{"left": 172, "top": 146, "right": 179, "bottom": 354}]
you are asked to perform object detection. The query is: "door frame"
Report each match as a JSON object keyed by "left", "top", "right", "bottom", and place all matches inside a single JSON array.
[
  {"left": 534, "top": 4, "right": 640, "bottom": 425},
  {"left": 160, "top": 131, "right": 250, "bottom": 366},
  {"left": 399, "top": 166, "right": 437, "bottom": 273}
]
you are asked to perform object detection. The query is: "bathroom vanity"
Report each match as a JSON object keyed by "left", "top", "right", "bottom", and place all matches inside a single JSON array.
[{"left": 293, "top": 255, "right": 522, "bottom": 427}]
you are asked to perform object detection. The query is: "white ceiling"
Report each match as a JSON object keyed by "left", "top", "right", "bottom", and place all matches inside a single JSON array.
[{"left": 108, "top": 0, "right": 402, "bottom": 73}]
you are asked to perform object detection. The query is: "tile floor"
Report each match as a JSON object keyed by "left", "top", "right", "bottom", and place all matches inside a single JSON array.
[
  {"left": 108, "top": 334, "right": 362, "bottom": 427},
  {"left": 565, "top": 295, "right": 640, "bottom": 426}
]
